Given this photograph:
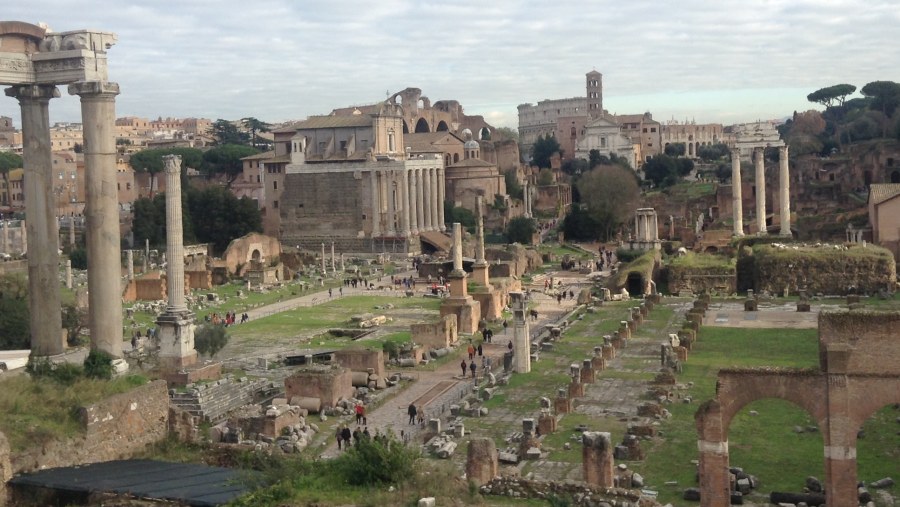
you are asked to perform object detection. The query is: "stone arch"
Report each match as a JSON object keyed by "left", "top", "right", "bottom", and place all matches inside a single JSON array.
[
  {"left": 436, "top": 120, "right": 449, "bottom": 132},
  {"left": 625, "top": 272, "right": 644, "bottom": 297},
  {"left": 251, "top": 249, "right": 261, "bottom": 263},
  {"left": 415, "top": 118, "right": 430, "bottom": 133},
  {"left": 402, "top": 120, "right": 410, "bottom": 134},
  {"left": 713, "top": 371, "right": 827, "bottom": 432},
  {"left": 846, "top": 377, "right": 900, "bottom": 433},
  {"left": 480, "top": 127, "right": 491, "bottom": 140}
]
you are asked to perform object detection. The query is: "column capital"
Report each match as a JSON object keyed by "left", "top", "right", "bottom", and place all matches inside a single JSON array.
[
  {"left": 5, "top": 84, "right": 60, "bottom": 101},
  {"left": 67, "top": 80, "right": 120, "bottom": 98},
  {"left": 163, "top": 154, "right": 182, "bottom": 175}
]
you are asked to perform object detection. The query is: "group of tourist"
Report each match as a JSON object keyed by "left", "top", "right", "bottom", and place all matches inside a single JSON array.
[
  {"left": 391, "top": 275, "right": 416, "bottom": 290},
  {"left": 205, "top": 311, "right": 249, "bottom": 326}
]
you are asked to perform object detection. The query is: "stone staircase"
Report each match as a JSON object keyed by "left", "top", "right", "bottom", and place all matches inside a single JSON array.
[{"left": 169, "top": 375, "right": 282, "bottom": 423}]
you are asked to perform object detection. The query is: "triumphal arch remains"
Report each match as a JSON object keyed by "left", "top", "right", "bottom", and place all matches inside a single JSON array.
[
  {"left": 0, "top": 21, "right": 123, "bottom": 357},
  {"left": 695, "top": 311, "right": 900, "bottom": 506}
]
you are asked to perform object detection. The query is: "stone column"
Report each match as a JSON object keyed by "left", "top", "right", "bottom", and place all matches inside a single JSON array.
[
  {"left": 409, "top": 169, "right": 419, "bottom": 234},
  {"left": 71, "top": 81, "right": 123, "bottom": 357},
  {"left": 401, "top": 168, "right": 411, "bottom": 237},
  {"left": 330, "top": 242, "right": 336, "bottom": 273},
  {"left": 416, "top": 168, "right": 426, "bottom": 232},
  {"left": 1, "top": 221, "right": 7, "bottom": 253},
  {"left": 511, "top": 292, "right": 531, "bottom": 373},
  {"left": 65, "top": 260, "right": 72, "bottom": 289},
  {"left": 370, "top": 169, "right": 381, "bottom": 237},
  {"left": 429, "top": 168, "right": 439, "bottom": 232},
  {"left": 143, "top": 238, "right": 149, "bottom": 272},
  {"left": 385, "top": 172, "right": 396, "bottom": 235},
  {"left": 437, "top": 167, "right": 446, "bottom": 231},
  {"left": 6, "top": 84, "right": 64, "bottom": 355},
  {"left": 651, "top": 212, "right": 659, "bottom": 241},
  {"left": 697, "top": 401, "right": 731, "bottom": 507},
  {"left": 472, "top": 196, "right": 490, "bottom": 287},
  {"left": 731, "top": 147, "right": 744, "bottom": 236},
  {"left": 68, "top": 216, "right": 75, "bottom": 248},
  {"left": 754, "top": 147, "right": 767, "bottom": 234},
  {"left": 669, "top": 215, "right": 675, "bottom": 239},
  {"left": 127, "top": 249, "right": 134, "bottom": 280},
  {"left": 156, "top": 155, "right": 196, "bottom": 369},
  {"left": 582, "top": 432, "right": 614, "bottom": 488},
  {"left": 465, "top": 438, "right": 498, "bottom": 487},
  {"left": 321, "top": 243, "right": 326, "bottom": 273},
  {"left": 779, "top": 145, "right": 791, "bottom": 237},
  {"left": 523, "top": 181, "right": 530, "bottom": 218},
  {"left": 340, "top": 253, "right": 345, "bottom": 271}
]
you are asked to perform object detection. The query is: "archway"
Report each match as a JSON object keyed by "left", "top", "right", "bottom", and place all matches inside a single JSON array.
[
  {"left": 415, "top": 118, "right": 430, "bottom": 133},
  {"left": 436, "top": 120, "right": 449, "bottom": 131},
  {"left": 251, "top": 249, "right": 261, "bottom": 263},
  {"left": 402, "top": 120, "right": 410, "bottom": 134},
  {"left": 891, "top": 170, "right": 900, "bottom": 183},
  {"left": 625, "top": 272, "right": 644, "bottom": 296},
  {"left": 480, "top": 127, "right": 491, "bottom": 140},
  {"left": 855, "top": 404, "right": 900, "bottom": 494}
]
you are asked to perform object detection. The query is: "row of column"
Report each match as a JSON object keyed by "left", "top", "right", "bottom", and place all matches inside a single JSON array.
[
  {"left": 370, "top": 166, "right": 445, "bottom": 237},
  {"left": 6, "top": 82, "right": 122, "bottom": 357},
  {"left": 731, "top": 145, "right": 791, "bottom": 237},
  {"left": 634, "top": 210, "right": 659, "bottom": 242}
]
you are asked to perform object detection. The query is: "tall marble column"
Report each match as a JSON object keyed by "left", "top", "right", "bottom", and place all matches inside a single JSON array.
[
  {"left": 511, "top": 292, "right": 531, "bottom": 373},
  {"left": 409, "top": 169, "right": 419, "bottom": 234},
  {"left": 401, "top": 168, "right": 411, "bottom": 237},
  {"left": 472, "top": 196, "right": 490, "bottom": 287},
  {"left": 731, "top": 147, "right": 744, "bottom": 237},
  {"left": 6, "top": 84, "right": 64, "bottom": 356},
  {"left": 429, "top": 167, "right": 439, "bottom": 232},
  {"left": 779, "top": 145, "right": 791, "bottom": 237},
  {"left": 370, "top": 170, "right": 381, "bottom": 237},
  {"left": 68, "top": 216, "right": 75, "bottom": 248},
  {"left": 156, "top": 155, "right": 196, "bottom": 369},
  {"left": 385, "top": 172, "right": 396, "bottom": 235},
  {"left": 127, "top": 249, "right": 134, "bottom": 280},
  {"left": 71, "top": 81, "right": 123, "bottom": 357},
  {"left": 331, "top": 242, "right": 336, "bottom": 273},
  {"left": 1, "top": 221, "right": 7, "bottom": 253},
  {"left": 437, "top": 167, "right": 446, "bottom": 231},
  {"left": 321, "top": 243, "right": 326, "bottom": 272},
  {"left": 417, "top": 169, "right": 428, "bottom": 231},
  {"left": 422, "top": 169, "right": 433, "bottom": 231},
  {"left": 523, "top": 181, "right": 531, "bottom": 218},
  {"left": 754, "top": 147, "right": 767, "bottom": 234}
]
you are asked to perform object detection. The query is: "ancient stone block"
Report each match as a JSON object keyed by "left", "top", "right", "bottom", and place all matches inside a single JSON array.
[
  {"left": 333, "top": 348, "right": 385, "bottom": 378},
  {"left": 568, "top": 380, "right": 584, "bottom": 398},
  {"left": 582, "top": 431, "right": 614, "bottom": 488},
  {"left": 554, "top": 396, "right": 572, "bottom": 414},
  {"left": 411, "top": 314, "right": 459, "bottom": 349},
  {"left": 538, "top": 412, "right": 557, "bottom": 435},
  {"left": 284, "top": 367, "right": 352, "bottom": 409}
]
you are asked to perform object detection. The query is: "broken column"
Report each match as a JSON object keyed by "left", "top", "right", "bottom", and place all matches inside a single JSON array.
[
  {"left": 465, "top": 438, "right": 498, "bottom": 486},
  {"left": 472, "top": 195, "right": 489, "bottom": 287},
  {"left": 439, "top": 223, "right": 481, "bottom": 333},
  {"left": 156, "top": 155, "right": 197, "bottom": 369},
  {"left": 580, "top": 358, "right": 595, "bottom": 383},
  {"left": 779, "top": 144, "right": 791, "bottom": 237},
  {"left": 731, "top": 147, "right": 744, "bottom": 236},
  {"left": 582, "top": 431, "right": 615, "bottom": 488},
  {"left": 511, "top": 292, "right": 531, "bottom": 373},
  {"left": 127, "top": 249, "right": 134, "bottom": 280},
  {"left": 554, "top": 387, "right": 572, "bottom": 414},
  {"left": 568, "top": 364, "right": 584, "bottom": 397},
  {"left": 591, "top": 346, "right": 606, "bottom": 371},
  {"left": 65, "top": 259, "right": 72, "bottom": 289}
]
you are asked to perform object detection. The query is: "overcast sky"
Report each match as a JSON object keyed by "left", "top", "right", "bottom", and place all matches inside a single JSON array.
[{"left": 3, "top": 0, "right": 898, "bottom": 129}]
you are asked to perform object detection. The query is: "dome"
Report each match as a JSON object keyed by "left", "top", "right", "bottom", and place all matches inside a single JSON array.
[
  {"left": 461, "top": 128, "right": 473, "bottom": 140},
  {"left": 464, "top": 139, "right": 479, "bottom": 150}
]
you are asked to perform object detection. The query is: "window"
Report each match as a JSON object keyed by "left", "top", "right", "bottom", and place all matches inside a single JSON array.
[
  {"left": 126, "top": 183, "right": 131, "bottom": 190},
  {"left": 273, "top": 200, "right": 279, "bottom": 209},
  {"left": 642, "top": 128, "right": 648, "bottom": 133},
  {"left": 888, "top": 157, "right": 895, "bottom": 167},
  {"left": 340, "top": 140, "right": 347, "bottom": 150},
  {"left": 273, "top": 181, "right": 278, "bottom": 190},
  {"left": 651, "top": 127, "right": 657, "bottom": 133}
]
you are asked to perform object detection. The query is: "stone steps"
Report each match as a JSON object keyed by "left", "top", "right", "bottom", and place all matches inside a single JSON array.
[{"left": 169, "top": 375, "right": 282, "bottom": 422}]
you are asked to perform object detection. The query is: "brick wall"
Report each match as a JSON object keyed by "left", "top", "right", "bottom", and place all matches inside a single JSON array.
[
  {"left": 332, "top": 348, "right": 384, "bottom": 378},
  {"left": 284, "top": 367, "right": 353, "bottom": 409},
  {"left": 10, "top": 380, "right": 168, "bottom": 474}
]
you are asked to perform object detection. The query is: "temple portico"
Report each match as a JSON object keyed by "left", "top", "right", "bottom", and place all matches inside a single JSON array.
[
  {"left": 730, "top": 122, "right": 788, "bottom": 238},
  {"left": 1, "top": 22, "right": 122, "bottom": 357},
  {"left": 628, "top": 208, "right": 661, "bottom": 251}
]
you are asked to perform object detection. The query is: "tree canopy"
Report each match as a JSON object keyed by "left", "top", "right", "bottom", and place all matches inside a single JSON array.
[
  {"left": 570, "top": 164, "right": 640, "bottom": 241},
  {"left": 664, "top": 143, "right": 686, "bottom": 157},
  {"left": 642, "top": 154, "right": 692, "bottom": 188},
  {"left": 530, "top": 135, "right": 560, "bottom": 169},
  {"left": 0, "top": 273, "right": 29, "bottom": 350},
  {"left": 241, "top": 117, "right": 272, "bottom": 149},
  {"left": 128, "top": 147, "right": 204, "bottom": 174},
  {"left": 537, "top": 168, "right": 554, "bottom": 186},
  {"left": 211, "top": 119, "right": 251, "bottom": 146},
  {"left": 696, "top": 143, "right": 730, "bottom": 162},
  {"left": 505, "top": 216, "right": 537, "bottom": 244},
  {"left": 0, "top": 152, "right": 23, "bottom": 173},
  {"left": 202, "top": 144, "right": 259, "bottom": 185},
  {"left": 861, "top": 81, "right": 900, "bottom": 137},
  {"left": 807, "top": 84, "right": 857, "bottom": 108}
]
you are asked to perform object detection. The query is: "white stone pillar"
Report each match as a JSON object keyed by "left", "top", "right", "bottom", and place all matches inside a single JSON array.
[
  {"left": 6, "top": 84, "right": 64, "bottom": 356},
  {"left": 511, "top": 292, "right": 531, "bottom": 373},
  {"left": 475, "top": 196, "right": 486, "bottom": 264},
  {"left": 731, "top": 147, "right": 744, "bottom": 237},
  {"left": 523, "top": 181, "right": 530, "bottom": 218},
  {"left": 651, "top": 212, "right": 659, "bottom": 241},
  {"left": 779, "top": 145, "right": 791, "bottom": 237},
  {"left": 162, "top": 156, "right": 187, "bottom": 313},
  {"left": 401, "top": 168, "right": 411, "bottom": 237},
  {"left": 415, "top": 169, "right": 428, "bottom": 232},
  {"left": 437, "top": 167, "right": 446, "bottom": 231},
  {"left": 66, "top": 259, "right": 72, "bottom": 290},
  {"left": 1, "top": 221, "right": 7, "bottom": 253},
  {"left": 340, "top": 252, "right": 345, "bottom": 271},
  {"left": 386, "top": 172, "right": 396, "bottom": 235},
  {"left": 331, "top": 241, "right": 336, "bottom": 273},
  {"left": 452, "top": 222, "right": 463, "bottom": 274},
  {"left": 127, "top": 249, "right": 134, "bottom": 280},
  {"left": 430, "top": 168, "right": 440, "bottom": 232},
  {"left": 409, "top": 169, "right": 419, "bottom": 234},
  {"left": 422, "top": 169, "right": 433, "bottom": 231},
  {"left": 71, "top": 81, "right": 124, "bottom": 357},
  {"left": 321, "top": 243, "right": 326, "bottom": 273},
  {"left": 370, "top": 169, "right": 381, "bottom": 237},
  {"left": 754, "top": 147, "right": 767, "bottom": 234},
  {"left": 68, "top": 215, "right": 75, "bottom": 248}
]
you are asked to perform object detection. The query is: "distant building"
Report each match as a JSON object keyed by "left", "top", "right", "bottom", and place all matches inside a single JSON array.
[
  {"left": 613, "top": 113, "right": 662, "bottom": 162},
  {"left": 661, "top": 120, "right": 725, "bottom": 158},
  {"left": 575, "top": 115, "right": 638, "bottom": 169},
  {"left": 868, "top": 183, "right": 900, "bottom": 260}
]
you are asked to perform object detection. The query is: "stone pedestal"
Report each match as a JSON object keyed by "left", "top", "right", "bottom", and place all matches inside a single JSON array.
[
  {"left": 582, "top": 431, "right": 614, "bottom": 488},
  {"left": 156, "top": 310, "right": 197, "bottom": 369},
  {"left": 538, "top": 411, "right": 557, "bottom": 435},
  {"left": 554, "top": 395, "right": 572, "bottom": 414},
  {"left": 580, "top": 359, "right": 595, "bottom": 383},
  {"left": 568, "top": 379, "right": 584, "bottom": 398},
  {"left": 465, "top": 437, "right": 498, "bottom": 486},
  {"left": 618, "top": 321, "right": 631, "bottom": 339}
]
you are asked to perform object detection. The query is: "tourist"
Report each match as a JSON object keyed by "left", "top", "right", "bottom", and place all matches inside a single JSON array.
[
  {"left": 407, "top": 403, "right": 418, "bottom": 425},
  {"left": 460, "top": 359, "right": 467, "bottom": 377},
  {"left": 469, "top": 360, "right": 477, "bottom": 379},
  {"left": 336, "top": 425, "right": 344, "bottom": 450},
  {"left": 355, "top": 403, "right": 364, "bottom": 425},
  {"left": 328, "top": 288, "right": 333, "bottom": 298},
  {"left": 341, "top": 425, "right": 352, "bottom": 449},
  {"left": 417, "top": 406, "right": 425, "bottom": 425},
  {"left": 352, "top": 427, "right": 361, "bottom": 445},
  {"left": 363, "top": 427, "right": 371, "bottom": 440},
  {"left": 467, "top": 343, "right": 475, "bottom": 360},
  {"left": 508, "top": 340, "right": 513, "bottom": 351},
  {"left": 477, "top": 343, "right": 483, "bottom": 357},
  {"left": 569, "top": 290, "right": 574, "bottom": 299},
  {"left": 502, "top": 320, "right": 508, "bottom": 333}
]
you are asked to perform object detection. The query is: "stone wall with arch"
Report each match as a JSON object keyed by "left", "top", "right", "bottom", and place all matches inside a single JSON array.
[{"left": 695, "top": 310, "right": 900, "bottom": 507}]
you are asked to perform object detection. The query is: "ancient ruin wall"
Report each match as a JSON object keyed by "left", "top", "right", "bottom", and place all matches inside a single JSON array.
[
  {"left": 10, "top": 380, "right": 168, "bottom": 473},
  {"left": 752, "top": 244, "right": 896, "bottom": 295},
  {"left": 0, "top": 431, "right": 9, "bottom": 506},
  {"left": 818, "top": 311, "right": 900, "bottom": 376},
  {"left": 667, "top": 262, "right": 736, "bottom": 295}
]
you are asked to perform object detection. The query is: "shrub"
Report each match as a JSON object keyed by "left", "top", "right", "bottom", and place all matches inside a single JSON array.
[
  {"left": 25, "top": 356, "right": 84, "bottom": 385},
  {"left": 382, "top": 340, "right": 400, "bottom": 360},
  {"left": 333, "top": 435, "right": 419, "bottom": 486},
  {"left": 84, "top": 349, "right": 115, "bottom": 380},
  {"left": 194, "top": 324, "right": 229, "bottom": 358},
  {"left": 69, "top": 247, "right": 88, "bottom": 270}
]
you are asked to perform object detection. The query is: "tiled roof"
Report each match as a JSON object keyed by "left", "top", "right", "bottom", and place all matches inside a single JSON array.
[
  {"left": 240, "top": 150, "right": 276, "bottom": 161},
  {"left": 868, "top": 183, "right": 900, "bottom": 205},
  {"left": 447, "top": 158, "right": 494, "bottom": 169},
  {"left": 273, "top": 115, "right": 373, "bottom": 133},
  {"left": 404, "top": 132, "right": 463, "bottom": 152}
]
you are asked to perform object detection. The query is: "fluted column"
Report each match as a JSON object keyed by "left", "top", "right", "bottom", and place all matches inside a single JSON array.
[
  {"left": 162, "top": 155, "right": 187, "bottom": 313},
  {"left": 415, "top": 168, "right": 426, "bottom": 232},
  {"left": 423, "top": 169, "right": 433, "bottom": 231},
  {"left": 71, "top": 81, "right": 123, "bottom": 357},
  {"left": 370, "top": 169, "right": 381, "bottom": 237},
  {"left": 429, "top": 167, "right": 439, "bottom": 232},
  {"left": 754, "top": 147, "right": 767, "bottom": 234},
  {"left": 779, "top": 145, "right": 791, "bottom": 237},
  {"left": 6, "top": 84, "right": 64, "bottom": 356},
  {"left": 386, "top": 171, "right": 396, "bottom": 235},
  {"left": 401, "top": 168, "right": 411, "bottom": 236},
  {"left": 731, "top": 148, "right": 744, "bottom": 237},
  {"left": 409, "top": 169, "right": 419, "bottom": 234},
  {"left": 437, "top": 167, "right": 446, "bottom": 231}
]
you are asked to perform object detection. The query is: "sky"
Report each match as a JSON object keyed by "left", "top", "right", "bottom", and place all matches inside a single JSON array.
[{"left": 3, "top": 0, "right": 898, "bottom": 130}]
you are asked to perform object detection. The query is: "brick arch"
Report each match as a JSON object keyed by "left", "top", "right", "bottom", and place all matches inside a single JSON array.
[
  {"left": 713, "top": 370, "right": 828, "bottom": 432},
  {"left": 414, "top": 117, "right": 430, "bottom": 133},
  {"left": 845, "top": 376, "right": 900, "bottom": 432}
]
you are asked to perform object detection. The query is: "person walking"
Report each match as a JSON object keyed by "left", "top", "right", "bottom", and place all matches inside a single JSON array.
[
  {"left": 335, "top": 425, "right": 344, "bottom": 451},
  {"left": 467, "top": 343, "right": 475, "bottom": 360},
  {"left": 460, "top": 359, "right": 467, "bottom": 377},
  {"left": 477, "top": 343, "right": 483, "bottom": 357},
  {"left": 407, "top": 403, "right": 418, "bottom": 425},
  {"left": 340, "top": 425, "right": 352, "bottom": 450},
  {"left": 502, "top": 319, "right": 508, "bottom": 334},
  {"left": 355, "top": 403, "right": 364, "bottom": 425},
  {"left": 469, "top": 360, "right": 477, "bottom": 379}
]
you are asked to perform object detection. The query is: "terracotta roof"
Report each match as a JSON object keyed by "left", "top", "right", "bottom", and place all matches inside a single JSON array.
[
  {"left": 240, "top": 150, "right": 276, "bottom": 161},
  {"left": 447, "top": 158, "right": 495, "bottom": 169},
  {"left": 404, "top": 132, "right": 463, "bottom": 152},
  {"left": 868, "top": 183, "right": 900, "bottom": 205},
  {"left": 294, "top": 116, "right": 374, "bottom": 130}
]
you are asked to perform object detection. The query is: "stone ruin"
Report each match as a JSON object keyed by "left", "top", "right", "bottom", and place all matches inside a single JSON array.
[{"left": 284, "top": 365, "right": 353, "bottom": 413}]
